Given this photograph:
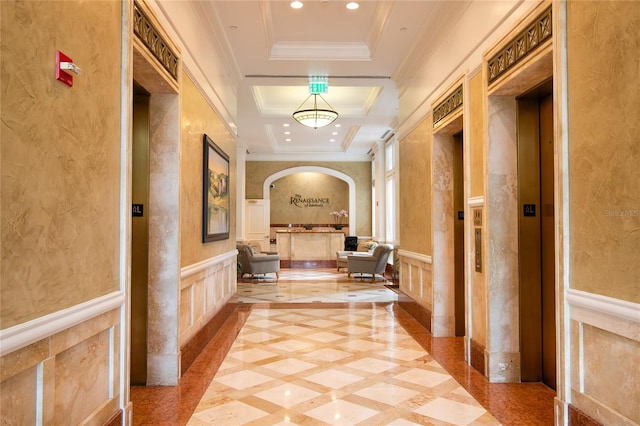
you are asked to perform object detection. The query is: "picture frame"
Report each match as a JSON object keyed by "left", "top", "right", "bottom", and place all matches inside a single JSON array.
[{"left": 202, "top": 134, "right": 230, "bottom": 242}]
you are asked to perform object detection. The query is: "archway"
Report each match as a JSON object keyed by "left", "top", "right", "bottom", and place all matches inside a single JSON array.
[{"left": 262, "top": 166, "right": 357, "bottom": 231}]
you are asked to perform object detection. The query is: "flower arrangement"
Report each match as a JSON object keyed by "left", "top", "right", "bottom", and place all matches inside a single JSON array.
[{"left": 329, "top": 209, "right": 348, "bottom": 225}]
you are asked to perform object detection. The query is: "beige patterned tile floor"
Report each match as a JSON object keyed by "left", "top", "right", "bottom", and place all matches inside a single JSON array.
[
  {"left": 132, "top": 269, "right": 555, "bottom": 425},
  {"left": 187, "top": 305, "right": 500, "bottom": 425},
  {"left": 234, "top": 268, "right": 398, "bottom": 304}
]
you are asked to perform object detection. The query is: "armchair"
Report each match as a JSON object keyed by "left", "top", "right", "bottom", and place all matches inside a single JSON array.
[
  {"left": 336, "top": 240, "right": 378, "bottom": 272},
  {"left": 237, "top": 244, "right": 280, "bottom": 280},
  {"left": 347, "top": 244, "right": 393, "bottom": 280}
]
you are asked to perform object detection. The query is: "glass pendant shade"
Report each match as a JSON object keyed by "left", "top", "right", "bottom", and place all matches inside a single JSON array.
[{"left": 292, "top": 93, "right": 338, "bottom": 129}]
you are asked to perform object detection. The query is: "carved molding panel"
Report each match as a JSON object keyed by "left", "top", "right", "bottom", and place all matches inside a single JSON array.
[
  {"left": 433, "top": 84, "right": 463, "bottom": 127},
  {"left": 133, "top": 2, "right": 179, "bottom": 81},
  {"left": 487, "top": 6, "right": 552, "bottom": 84}
]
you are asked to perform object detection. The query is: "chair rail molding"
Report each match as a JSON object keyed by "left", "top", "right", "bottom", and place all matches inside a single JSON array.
[
  {"left": 180, "top": 249, "right": 238, "bottom": 280},
  {"left": 0, "top": 291, "right": 125, "bottom": 357},
  {"left": 397, "top": 249, "right": 433, "bottom": 264}
]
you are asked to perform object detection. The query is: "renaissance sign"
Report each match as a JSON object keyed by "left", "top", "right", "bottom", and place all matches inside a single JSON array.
[{"left": 290, "top": 193, "right": 330, "bottom": 208}]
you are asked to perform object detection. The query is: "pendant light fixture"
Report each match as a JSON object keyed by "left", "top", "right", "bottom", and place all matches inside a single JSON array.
[{"left": 292, "top": 77, "right": 338, "bottom": 129}]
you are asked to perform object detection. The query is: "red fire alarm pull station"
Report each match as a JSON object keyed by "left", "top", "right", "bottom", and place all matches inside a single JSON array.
[{"left": 56, "top": 50, "right": 81, "bottom": 87}]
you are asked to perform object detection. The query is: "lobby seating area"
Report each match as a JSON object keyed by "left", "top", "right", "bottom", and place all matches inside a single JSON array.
[{"left": 336, "top": 239, "right": 378, "bottom": 272}]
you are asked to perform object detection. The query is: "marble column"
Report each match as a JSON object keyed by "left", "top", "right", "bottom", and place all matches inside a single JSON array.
[
  {"left": 485, "top": 96, "right": 520, "bottom": 382},
  {"left": 147, "top": 93, "right": 181, "bottom": 385},
  {"left": 432, "top": 134, "right": 455, "bottom": 337}
]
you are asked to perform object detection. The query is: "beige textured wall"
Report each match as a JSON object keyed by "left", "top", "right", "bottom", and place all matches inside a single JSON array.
[
  {"left": 468, "top": 73, "right": 485, "bottom": 198},
  {"left": 246, "top": 161, "right": 371, "bottom": 235},
  {"left": 567, "top": 1, "right": 640, "bottom": 303},
  {"left": 1, "top": 1, "right": 122, "bottom": 328},
  {"left": 180, "top": 74, "right": 236, "bottom": 267},
  {"left": 468, "top": 72, "right": 487, "bottom": 347},
  {"left": 398, "top": 118, "right": 433, "bottom": 255},
  {"left": 270, "top": 173, "right": 349, "bottom": 225}
]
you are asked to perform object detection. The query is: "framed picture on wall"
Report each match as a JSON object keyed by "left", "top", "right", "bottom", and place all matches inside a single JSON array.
[{"left": 202, "top": 134, "right": 230, "bottom": 242}]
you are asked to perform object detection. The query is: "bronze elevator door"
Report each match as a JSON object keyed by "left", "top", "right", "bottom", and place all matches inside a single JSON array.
[
  {"left": 131, "top": 85, "right": 150, "bottom": 385},
  {"left": 453, "top": 132, "right": 465, "bottom": 337},
  {"left": 517, "top": 84, "right": 556, "bottom": 389}
]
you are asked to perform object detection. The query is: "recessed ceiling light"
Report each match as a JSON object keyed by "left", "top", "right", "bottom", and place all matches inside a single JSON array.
[
  {"left": 332, "top": 131, "right": 338, "bottom": 135},
  {"left": 346, "top": 2, "right": 359, "bottom": 10},
  {"left": 283, "top": 123, "right": 290, "bottom": 127},
  {"left": 285, "top": 138, "right": 292, "bottom": 142},
  {"left": 284, "top": 131, "right": 291, "bottom": 135},
  {"left": 334, "top": 124, "right": 341, "bottom": 128},
  {"left": 290, "top": 1, "right": 303, "bottom": 9}
]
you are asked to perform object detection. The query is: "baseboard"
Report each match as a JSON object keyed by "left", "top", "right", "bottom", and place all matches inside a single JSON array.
[
  {"left": 470, "top": 339, "right": 485, "bottom": 376},
  {"left": 180, "top": 303, "right": 238, "bottom": 375},
  {"left": 396, "top": 290, "right": 432, "bottom": 334},
  {"left": 105, "top": 409, "right": 123, "bottom": 426},
  {"left": 569, "top": 404, "right": 603, "bottom": 426}
]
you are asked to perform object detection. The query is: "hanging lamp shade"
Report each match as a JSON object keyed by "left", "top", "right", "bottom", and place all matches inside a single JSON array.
[{"left": 292, "top": 93, "right": 338, "bottom": 129}]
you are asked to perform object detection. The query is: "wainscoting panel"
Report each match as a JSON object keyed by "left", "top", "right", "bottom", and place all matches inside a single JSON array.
[
  {"left": 398, "top": 250, "right": 433, "bottom": 325},
  {"left": 568, "top": 289, "right": 640, "bottom": 426},
  {"left": 0, "top": 295, "right": 124, "bottom": 425},
  {"left": 179, "top": 250, "right": 237, "bottom": 350}
]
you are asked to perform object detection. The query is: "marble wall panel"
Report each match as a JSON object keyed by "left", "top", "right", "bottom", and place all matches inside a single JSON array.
[
  {"left": 55, "top": 330, "right": 110, "bottom": 425},
  {"left": 566, "top": 0, "right": 640, "bottom": 303},
  {"left": 432, "top": 134, "right": 456, "bottom": 337},
  {"left": 0, "top": 0, "right": 122, "bottom": 328},
  {"left": 485, "top": 96, "right": 520, "bottom": 381},
  {"left": 147, "top": 93, "right": 181, "bottom": 386},
  {"left": 569, "top": 299, "right": 640, "bottom": 426},
  {"left": 582, "top": 325, "right": 640, "bottom": 423},
  {"left": 245, "top": 161, "right": 372, "bottom": 236},
  {"left": 398, "top": 118, "right": 433, "bottom": 255},
  {"left": 0, "top": 307, "right": 121, "bottom": 425},
  {"left": 180, "top": 74, "right": 236, "bottom": 267},
  {"left": 0, "top": 365, "right": 37, "bottom": 424}
]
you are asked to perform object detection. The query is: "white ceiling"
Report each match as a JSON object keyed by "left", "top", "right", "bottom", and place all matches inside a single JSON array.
[{"left": 151, "top": 0, "right": 534, "bottom": 161}]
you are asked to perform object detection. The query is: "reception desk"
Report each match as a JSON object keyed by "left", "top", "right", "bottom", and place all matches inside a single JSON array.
[{"left": 276, "top": 230, "right": 345, "bottom": 268}]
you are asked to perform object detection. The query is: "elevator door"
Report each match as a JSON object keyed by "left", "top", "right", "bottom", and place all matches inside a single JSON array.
[
  {"left": 453, "top": 132, "right": 465, "bottom": 337},
  {"left": 517, "top": 83, "right": 556, "bottom": 389},
  {"left": 131, "top": 84, "right": 150, "bottom": 385}
]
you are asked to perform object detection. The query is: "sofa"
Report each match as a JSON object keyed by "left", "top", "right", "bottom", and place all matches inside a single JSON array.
[
  {"left": 336, "top": 240, "right": 378, "bottom": 272},
  {"left": 237, "top": 243, "right": 280, "bottom": 280}
]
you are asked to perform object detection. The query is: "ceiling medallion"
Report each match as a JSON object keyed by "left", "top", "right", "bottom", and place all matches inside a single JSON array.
[{"left": 292, "top": 93, "right": 338, "bottom": 129}]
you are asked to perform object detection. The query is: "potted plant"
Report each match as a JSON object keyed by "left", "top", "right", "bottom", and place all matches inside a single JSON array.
[{"left": 329, "top": 209, "right": 348, "bottom": 230}]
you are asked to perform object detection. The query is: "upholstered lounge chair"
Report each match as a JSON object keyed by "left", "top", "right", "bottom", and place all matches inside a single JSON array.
[
  {"left": 336, "top": 240, "right": 378, "bottom": 272},
  {"left": 237, "top": 244, "right": 280, "bottom": 280},
  {"left": 346, "top": 244, "right": 393, "bottom": 280}
]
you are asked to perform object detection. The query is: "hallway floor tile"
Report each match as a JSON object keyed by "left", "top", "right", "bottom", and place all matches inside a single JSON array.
[
  {"left": 131, "top": 269, "right": 555, "bottom": 425},
  {"left": 188, "top": 306, "right": 499, "bottom": 426}
]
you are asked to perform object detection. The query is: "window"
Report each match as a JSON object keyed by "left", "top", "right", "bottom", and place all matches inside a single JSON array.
[{"left": 384, "top": 140, "right": 398, "bottom": 244}]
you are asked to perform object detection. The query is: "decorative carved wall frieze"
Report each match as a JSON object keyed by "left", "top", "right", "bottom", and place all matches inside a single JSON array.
[
  {"left": 487, "top": 6, "right": 552, "bottom": 84},
  {"left": 133, "top": 2, "right": 179, "bottom": 81},
  {"left": 433, "top": 84, "right": 463, "bottom": 127}
]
